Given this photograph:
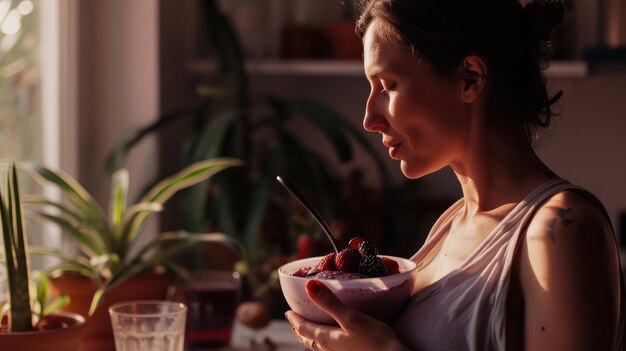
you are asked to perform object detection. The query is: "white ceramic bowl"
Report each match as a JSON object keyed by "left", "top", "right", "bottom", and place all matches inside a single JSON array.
[{"left": 278, "top": 255, "right": 418, "bottom": 325}]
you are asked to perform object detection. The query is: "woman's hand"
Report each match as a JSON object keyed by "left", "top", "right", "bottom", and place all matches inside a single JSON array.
[{"left": 284, "top": 279, "right": 409, "bottom": 351}]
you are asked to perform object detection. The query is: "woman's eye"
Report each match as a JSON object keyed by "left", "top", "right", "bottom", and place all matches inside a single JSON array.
[{"left": 380, "top": 82, "right": 395, "bottom": 94}]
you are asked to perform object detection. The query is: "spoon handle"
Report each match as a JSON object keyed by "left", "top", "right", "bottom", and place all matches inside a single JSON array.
[{"left": 276, "top": 176, "right": 340, "bottom": 254}]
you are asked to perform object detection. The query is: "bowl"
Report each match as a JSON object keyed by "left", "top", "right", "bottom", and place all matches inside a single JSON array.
[{"left": 278, "top": 255, "right": 418, "bottom": 325}]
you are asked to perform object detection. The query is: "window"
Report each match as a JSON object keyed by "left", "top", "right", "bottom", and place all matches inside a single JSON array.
[
  {"left": 0, "top": 0, "right": 78, "bottom": 272},
  {"left": 0, "top": 0, "right": 40, "bottom": 161}
]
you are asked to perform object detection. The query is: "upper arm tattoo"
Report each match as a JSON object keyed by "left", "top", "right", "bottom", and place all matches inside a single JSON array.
[{"left": 545, "top": 207, "right": 575, "bottom": 242}]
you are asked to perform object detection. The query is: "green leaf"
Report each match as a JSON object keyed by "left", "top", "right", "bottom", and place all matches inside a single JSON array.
[
  {"left": 276, "top": 131, "right": 338, "bottom": 218},
  {"left": 115, "top": 202, "right": 163, "bottom": 258},
  {"left": 281, "top": 98, "right": 354, "bottom": 162},
  {"left": 105, "top": 106, "right": 202, "bottom": 173},
  {"left": 181, "top": 111, "right": 236, "bottom": 232},
  {"left": 29, "top": 212, "right": 105, "bottom": 257},
  {"left": 141, "top": 158, "right": 243, "bottom": 205},
  {"left": 118, "top": 158, "right": 242, "bottom": 252},
  {"left": 88, "top": 231, "right": 243, "bottom": 315},
  {"left": 42, "top": 295, "right": 70, "bottom": 316},
  {"left": 242, "top": 174, "right": 270, "bottom": 251},
  {"left": 89, "top": 289, "right": 106, "bottom": 316},
  {"left": 23, "top": 163, "right": 108, "bottom": 235},
  {"left": 28, "top": 247, "right": 97, "bottom": 275},
  {"left": 109, "top": 169, "right": 129, "bottom": 228},
  {"left": 214, "top": 173, "right": 238, "bottom": 238},
  {"left": 4, "top": 163, "right": 34, "bottom": 331},
  {"left": 24, "top": 197, "right": 87, "bottom": 226},
  {"left": 36, "top": 275, "right": 51, "bottom": 314},
  {"left": 129, "top": 231, "right": 245, "bottom": 265}
]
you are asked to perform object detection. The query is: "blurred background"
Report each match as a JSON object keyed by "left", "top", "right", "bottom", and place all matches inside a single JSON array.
[{"left": 0, "top": 0, "right": 626, "bottom": 320}]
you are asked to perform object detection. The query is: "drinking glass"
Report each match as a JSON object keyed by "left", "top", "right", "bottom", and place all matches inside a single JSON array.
[
  {"left": 177, "top": 270, "right": 242, "bottom": 348},
  {"left": 109, "top": 300, "right": 187, "bottom": 351}
]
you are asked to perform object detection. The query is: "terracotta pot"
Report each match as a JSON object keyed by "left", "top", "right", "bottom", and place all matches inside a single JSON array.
[
  {"left": 281, "top": 24, "right": 328, "bottom": 58},
  {"left": 51, "top": 273, "right": 173, "bottom": 351},
  {"left": 0, "top": 311, "right": 85, "bottom": 351},
  {"left": 325, "top": 21, "right": 362, "bottom": 59}
]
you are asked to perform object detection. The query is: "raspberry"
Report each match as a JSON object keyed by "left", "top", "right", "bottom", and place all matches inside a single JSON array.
[
  {"left": 348, "top": 237, "right": 365, "bottom": 250},
  {"left": 380, "top": 257, "right": 400, "bottom": 275},
  {"left": 335, "top": 248, "right": 361, "bottom": 273},
  {"left": 316, "top": 253, "right": 337, "bottom": 271},
  {"left": 358, "top": 241, "right": 378, "bottom": 256},
  {"left": 292, "top": 266, "right": 311, "bottom": 277},
  {"left": 358, "top": 255, "right": 388, "bottom": 277}
]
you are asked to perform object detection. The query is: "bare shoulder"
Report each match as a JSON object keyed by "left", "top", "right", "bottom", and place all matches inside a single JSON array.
[
  {"left": 525, "top": 190, "right": 612, "bottom": 245},
  {"left": 522, "top": 189, "right": 618, "bottom": 290},
  {"left": 518, "top": 190, "right": 621, "bottom": 349}
]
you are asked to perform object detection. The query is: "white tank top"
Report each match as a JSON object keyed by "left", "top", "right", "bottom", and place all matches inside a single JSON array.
[{"left": 392, "top": 179, "right": 624, "bottom": 350}]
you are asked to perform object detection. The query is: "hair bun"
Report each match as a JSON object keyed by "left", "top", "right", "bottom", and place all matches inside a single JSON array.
[{"left": 523, "top": 0, "right": 565, "bottom": 43}]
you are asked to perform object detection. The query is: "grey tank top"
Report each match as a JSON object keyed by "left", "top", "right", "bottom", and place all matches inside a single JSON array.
[{"left": 392, "top": 179, "right": 624, "bottom": 351}]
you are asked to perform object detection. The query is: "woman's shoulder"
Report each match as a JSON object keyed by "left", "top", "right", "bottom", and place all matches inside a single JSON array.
[
  {"left": 515, "top": 188, "right": 622, "bottom": 349},
  {"left": 525, "top": 188, "right": 613, "bottom": 245}
]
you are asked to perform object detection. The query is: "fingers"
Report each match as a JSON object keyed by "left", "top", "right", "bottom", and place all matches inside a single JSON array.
[
  {"left": 285, "top": 310, "right": 337, "bottom": 350},
  {"left": 306, "top": 279, "right": 361, "bottom": 330}
]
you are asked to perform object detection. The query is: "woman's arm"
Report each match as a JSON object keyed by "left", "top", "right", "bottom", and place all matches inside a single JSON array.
[
  {"left": 519, "top": 191, "right": 621, "bottom": 350},
  {"left": 285, "top": 279, "right": 410, "bottom": 351}
]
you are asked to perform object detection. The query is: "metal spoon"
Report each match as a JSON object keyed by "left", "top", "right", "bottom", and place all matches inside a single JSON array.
[{"left": 276, "top": 175, "right": 340, "bottom": 254}]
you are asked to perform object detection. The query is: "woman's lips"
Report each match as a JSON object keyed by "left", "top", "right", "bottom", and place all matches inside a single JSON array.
[{"left": 388, "top": 143, "right": 402, "bottom": 159}]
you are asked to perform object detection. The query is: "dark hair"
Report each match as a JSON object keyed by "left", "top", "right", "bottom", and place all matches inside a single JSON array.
[{"left": 356, "top": 0, "right": 565, "bottom": 143}]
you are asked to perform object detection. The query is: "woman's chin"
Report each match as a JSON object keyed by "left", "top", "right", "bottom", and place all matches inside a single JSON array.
[
  {"left": 400, "top": 161, "right": 435, "bottom": 179},
  {"left": 400, "top": 162, "right": 420, "bottom": 179}
]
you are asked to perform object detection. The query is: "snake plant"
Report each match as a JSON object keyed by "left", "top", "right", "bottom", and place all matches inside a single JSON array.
[
  {"left": 0, "top": 163, "right": 33, "bottom": 332},
  {"left": 22, "top": 157, "right": 244, "bottom": 315}
]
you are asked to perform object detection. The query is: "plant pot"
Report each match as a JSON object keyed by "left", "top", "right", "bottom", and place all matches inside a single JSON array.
[
  {"left": 51, "top": 273, "right": 173, "bottom": 351},
  {"left": 0, "top": 311, "right": 85, "bottom": 351},
  {"left": 325, "top": 21, "right": 362, "bottom": 59}
]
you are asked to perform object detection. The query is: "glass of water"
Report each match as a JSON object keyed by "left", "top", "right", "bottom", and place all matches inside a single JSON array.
[{"left": 109, "top": 300, "right": 187, "bottom": 351}]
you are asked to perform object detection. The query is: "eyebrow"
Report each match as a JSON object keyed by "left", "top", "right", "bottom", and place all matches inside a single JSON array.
[{"left": 366, "top": 63, "right": 405, "bottom": 79}]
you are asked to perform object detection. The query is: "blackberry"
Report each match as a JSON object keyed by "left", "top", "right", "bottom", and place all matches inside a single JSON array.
[
  {"left": 358, "top": 255, "right": 388, "bottom": 277},
  {"left": 358, "top": 241, "right": 378, "bottom": 256}
]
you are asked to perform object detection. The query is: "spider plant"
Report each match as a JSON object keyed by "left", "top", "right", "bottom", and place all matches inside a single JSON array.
[
  {"left": 22, "top": 157, "right": 244, "bottom": 315},
  {"left": 107, "top": 0, "right": 392, "bottom": 263}
]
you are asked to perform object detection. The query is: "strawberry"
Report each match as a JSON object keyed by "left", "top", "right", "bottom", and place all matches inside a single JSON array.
[
  {"left": 335, "top": 248, "right": 361, "bottom": 273},
  {"left": 315, "top": 253, "right": 337, "bottom": 271},
  {"left": 380, "top": 257, "right": 400, "bottom": 275},
  {"left": 296, "top": 233, "right": 314, "bottom": 258},
  {"left": 348, "top": 236, "right": 365, "bottom": 250}
]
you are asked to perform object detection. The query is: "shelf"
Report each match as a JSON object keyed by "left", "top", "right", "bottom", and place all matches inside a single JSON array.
[
  {"left": 188, "top": 59, "right": 589, "bottom": 78},
  {"left": 188, "top": 59, "right": 365, "bottom": 77}
]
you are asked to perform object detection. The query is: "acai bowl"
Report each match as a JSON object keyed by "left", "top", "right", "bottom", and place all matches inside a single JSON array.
[{"left": 278, "top": 255, "right": 418, "bottom": 325}]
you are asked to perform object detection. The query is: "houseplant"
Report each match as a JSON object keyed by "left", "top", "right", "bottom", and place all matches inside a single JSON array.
[
  {"left": 108, "top": 0, "right": 392, "bottom": 269},
  {"left": 23, "top": 157, "right": 244, "bottom": 350},
  {"left": 0, "top": 163, "right": 85, "bottom": 351}
]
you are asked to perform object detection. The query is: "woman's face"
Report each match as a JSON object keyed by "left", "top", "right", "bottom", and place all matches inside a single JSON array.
[{"left": 363, "top": 20, "right": 469, "bottom": 179}]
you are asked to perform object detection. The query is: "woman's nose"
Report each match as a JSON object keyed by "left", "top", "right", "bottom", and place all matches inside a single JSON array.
[{"left": 363, "top": 93, "right": 388, "bottom": 133}]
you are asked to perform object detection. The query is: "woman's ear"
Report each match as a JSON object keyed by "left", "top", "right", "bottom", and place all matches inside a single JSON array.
[{"left": 458, "top": 55, "right": 488, "bottom": 103}]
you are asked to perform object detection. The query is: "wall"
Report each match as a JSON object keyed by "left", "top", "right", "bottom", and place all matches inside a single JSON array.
[
  {"left": 77, "top": 0, "right": 160, "bottom": 251},
  {"left": 78, "top": 0, "right": 160, "bottom": 206},
  {"left": 248, "top": 69, "right": 626, "bottom": 235},
  {"left": 541, "top": 68, "right": 626, "bottom": 234}
]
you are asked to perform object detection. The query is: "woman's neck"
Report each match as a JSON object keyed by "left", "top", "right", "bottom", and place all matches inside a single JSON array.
[{"left": 451, "top": 123, "right": 557, "bottom": 216}]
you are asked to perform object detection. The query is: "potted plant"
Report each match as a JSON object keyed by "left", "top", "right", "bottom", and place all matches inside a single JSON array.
[
  {"left": 109, "top": 0, "right": 392, "bottom": 269},
  {"left": 22, "top": 157, "right": 244, "bottom": 351},
  {"left": 0, "top": 163, "right": 85, "bottom": 351}
]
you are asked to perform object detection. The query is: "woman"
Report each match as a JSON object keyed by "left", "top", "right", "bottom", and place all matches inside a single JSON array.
[{"left": 285, "top": 0, "right": 624, "bottom": 350}]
